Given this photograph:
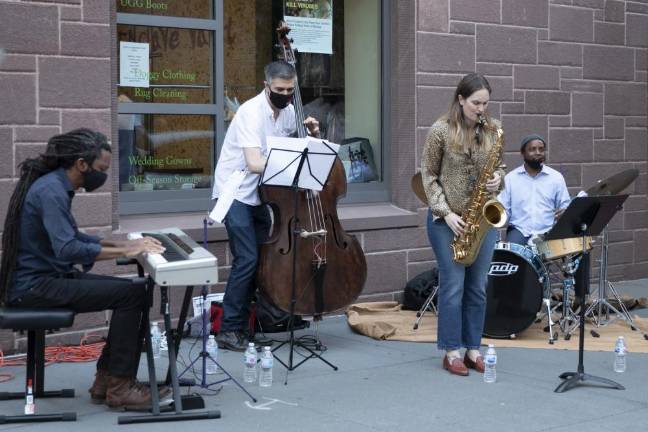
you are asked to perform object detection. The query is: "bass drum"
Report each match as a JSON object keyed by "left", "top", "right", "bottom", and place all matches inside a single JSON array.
[{"left": 483, "top": 242, "right": 549, "bottom": 338}]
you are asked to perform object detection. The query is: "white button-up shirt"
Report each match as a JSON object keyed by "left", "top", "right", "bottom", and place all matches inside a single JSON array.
[
  {"left": 212, "top": 91, "right": 296, "bottom": 206},
  {"left": 498, "top": 164, "right": 571, "bottom": 237}
]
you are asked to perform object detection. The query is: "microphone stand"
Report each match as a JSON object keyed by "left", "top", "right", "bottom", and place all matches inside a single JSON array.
[{"left": 176, "top": 216, "right": 257, "bottom": 402}]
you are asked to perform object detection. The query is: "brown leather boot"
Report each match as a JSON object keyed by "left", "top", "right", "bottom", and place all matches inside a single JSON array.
[
  {"left": 106, "top": 376, "right": 152, "bottom": 410},
  {"left": 88, "top": 369, "right": 109, "bottom": 404}
]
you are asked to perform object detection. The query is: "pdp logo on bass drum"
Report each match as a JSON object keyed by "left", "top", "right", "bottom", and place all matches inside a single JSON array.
[{"left": 488, "top": 262, "right": 519, "bottom": 276}]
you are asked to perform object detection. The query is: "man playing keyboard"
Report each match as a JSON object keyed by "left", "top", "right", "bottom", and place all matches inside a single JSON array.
[{"left": 0, "top": 129, "right": 169, "bottom": 411}]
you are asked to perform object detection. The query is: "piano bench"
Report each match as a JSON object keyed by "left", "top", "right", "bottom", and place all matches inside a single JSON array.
[{"left": 0, "top": 307, "right": 77, "bottom": 424}]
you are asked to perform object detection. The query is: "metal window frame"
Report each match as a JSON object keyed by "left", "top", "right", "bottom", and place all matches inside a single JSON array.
[
  {"left": 117, "top": 2, "right": 223, "bottom": 215},
  {"left": 118, "top": 0, "right": 390, "bottom": 214}
]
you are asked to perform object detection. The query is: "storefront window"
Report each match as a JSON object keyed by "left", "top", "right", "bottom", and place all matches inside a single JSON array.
[
  {"left": 117, "top": 0, "right": 213, "bottom": 19},
  {"left": 116, "top": 1, "right": 218, "bottom": 214},
  {"left": 118, "top": 114, "right": 214, "bottom": 192},
  {"left": 223, "top": 0, "right": 383, "bottom": 184}
]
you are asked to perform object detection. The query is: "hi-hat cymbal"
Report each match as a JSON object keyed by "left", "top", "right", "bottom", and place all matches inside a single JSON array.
[
  {"left": 411, "top": 172, "right": 427, "bottom": 205},
  {"left": 585, "top": 169, "right": 639, "bottom": 196}
]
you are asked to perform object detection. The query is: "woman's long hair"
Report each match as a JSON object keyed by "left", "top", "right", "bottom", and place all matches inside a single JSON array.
[
  {"left": 442, "top": 73, "right": 495, "bottom": 153},
  {"left": 0, "top": 129, "right": 110, "bottom": 304}
]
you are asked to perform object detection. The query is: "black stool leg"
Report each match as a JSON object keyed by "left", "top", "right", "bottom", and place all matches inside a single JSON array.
[
  {"left": 32, "top": 330, "right": 75, "bottom": 399},
  {"left": 0, "top": 330, "right": 76, "bottom": 424},
  {"left": 0, "top": 331, "right": 37, "bottom": 401}
]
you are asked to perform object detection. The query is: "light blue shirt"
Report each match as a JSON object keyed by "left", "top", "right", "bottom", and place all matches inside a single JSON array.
[{"left": 498, "top": 164, "right": 571, "bottom": 237}]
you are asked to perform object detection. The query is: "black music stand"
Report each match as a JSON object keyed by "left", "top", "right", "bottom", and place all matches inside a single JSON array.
[
  {"left": 259, "top": 139, "right": 339, "bottom": 377},
  {"left": 546, "top": 195, "right": 628, "bottom": 393}
]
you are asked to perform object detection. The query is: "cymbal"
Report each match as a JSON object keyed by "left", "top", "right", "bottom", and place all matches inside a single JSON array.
[
  {"left": 585, "top": 169, "right": 639, "bottom": 196},
  {"left": 411, "top": 172, "right": 427, "bottom": 205}
]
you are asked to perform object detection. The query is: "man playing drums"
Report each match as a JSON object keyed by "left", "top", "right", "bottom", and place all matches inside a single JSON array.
[{"left": 498, "top": 134, "right": 571, "bottom": 246}]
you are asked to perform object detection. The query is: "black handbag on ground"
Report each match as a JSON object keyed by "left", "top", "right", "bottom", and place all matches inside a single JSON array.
[{"left": 403, "top": 268, "right": 439, "bottom": 311}]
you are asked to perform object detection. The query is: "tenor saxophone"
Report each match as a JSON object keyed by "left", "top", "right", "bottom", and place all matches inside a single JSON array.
[{"left": 451, "top": 115, "right": 507, "bottom": 265}]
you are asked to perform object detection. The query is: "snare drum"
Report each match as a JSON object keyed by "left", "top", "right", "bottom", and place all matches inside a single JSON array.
[
  {"left": 483, "top": 242, "right": 549, "bottom": 338},
  {"left": 536, "top": 236, "right": 592, "bottom": 260}
]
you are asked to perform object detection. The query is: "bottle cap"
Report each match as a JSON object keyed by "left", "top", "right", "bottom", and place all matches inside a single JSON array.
[
  {"left": 264, "top": 346, "right": 271, "bottom": 351},
  {"left": 488, "top": 344, "right": 495, "bottom": 348},
  {"left": 248, "top": 342, "right": 255, "bottom": 347},
  {"left": 208, "top": 334, "right": 215, "bottom": 340}
]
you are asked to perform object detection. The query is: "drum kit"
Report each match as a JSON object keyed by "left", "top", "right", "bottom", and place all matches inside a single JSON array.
[
  {"left": 412, "top": 168, "right": 640, "bottom": 344},
  {"left": 484, "top": 168, "right": 639, "bottom": 343}
]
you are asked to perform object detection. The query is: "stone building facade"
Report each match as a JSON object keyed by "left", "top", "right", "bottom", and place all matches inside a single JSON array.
[{"left": 0, "top": 0, "right": 646, "bottom": 352}]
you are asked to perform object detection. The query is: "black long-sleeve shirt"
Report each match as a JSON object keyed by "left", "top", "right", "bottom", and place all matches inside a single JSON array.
[{"left": 10, "top": 168, "right": 102, "bottom": 302}]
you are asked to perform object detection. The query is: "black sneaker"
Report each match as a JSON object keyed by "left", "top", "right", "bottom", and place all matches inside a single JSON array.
[{"left": 216, "top": 331, "right": 247, "bottom": 351}]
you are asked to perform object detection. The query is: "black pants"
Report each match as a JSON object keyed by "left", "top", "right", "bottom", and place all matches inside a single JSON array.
[{"left": 13, "top": 273, "right": 146, "bottom": 378}]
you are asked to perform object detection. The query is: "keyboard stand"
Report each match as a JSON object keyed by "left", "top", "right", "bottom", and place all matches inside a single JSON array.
[{"left": 118, "top": 274, "right": 220, "bottom": 425}]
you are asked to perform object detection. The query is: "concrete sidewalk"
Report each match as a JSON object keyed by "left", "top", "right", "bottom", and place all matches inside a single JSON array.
[{"left": 1, "top": 279, "right": 647, "bottom": 431}]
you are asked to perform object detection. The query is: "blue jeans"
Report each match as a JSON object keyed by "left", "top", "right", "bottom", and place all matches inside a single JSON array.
[
  {"left": 427, "top": 210, "right": 497, "bottom": 351},
  {"left": 221, "top": 200, "right": 271, "bottom": 332},
  {"left": 506, "top": 226, "right": 530, "bottom": 246}
]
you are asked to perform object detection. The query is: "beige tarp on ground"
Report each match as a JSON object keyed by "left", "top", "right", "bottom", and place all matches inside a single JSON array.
[{"left": 347, "top": 301, "right": 648, "bottom": 353}]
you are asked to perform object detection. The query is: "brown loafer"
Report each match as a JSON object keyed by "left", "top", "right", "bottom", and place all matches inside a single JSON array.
[
  {"left": 463, "top": 353, "right": 485, "bottom": 373},
  {"left": 443, "top": 355, "right": 469, "bottom": 376}
]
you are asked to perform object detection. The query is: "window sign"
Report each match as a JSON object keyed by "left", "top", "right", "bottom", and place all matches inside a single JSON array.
[
  {"left": 283, "top": 0, "right": 333, "bottom": 54},
  {"left": 117, "top": 25, "right": 214, "bottom": 104},
  {"left": 117, "top": 0, "right": 214, "bottom": 19},
  {"left": 119, "top": 42, "right": 150, "bottom": 87}
]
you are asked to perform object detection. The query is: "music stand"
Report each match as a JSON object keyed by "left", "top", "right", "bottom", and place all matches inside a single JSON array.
[
  {"left": 545, "top": 195, "right": 628, "bottom": 393},
  {"left": 259, "top": 137, "right": 339, "bottom": 376}
]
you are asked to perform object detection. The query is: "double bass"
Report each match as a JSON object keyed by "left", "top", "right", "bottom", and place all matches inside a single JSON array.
[{"left": 256, "top": 23, "right": 367, "bottom": 316}]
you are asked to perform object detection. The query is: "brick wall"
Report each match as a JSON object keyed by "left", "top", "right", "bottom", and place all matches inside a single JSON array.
[
  {"left": 411, "top": 0, "right": 648, "bottom": 284},
  {"left": 0, "top": 0, "right": 113, "bottom": 352}
]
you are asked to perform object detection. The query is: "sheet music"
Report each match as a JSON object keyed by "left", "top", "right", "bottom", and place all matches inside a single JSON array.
[
  {"left": 300, "top": 138, "right": 339, "bottom": 190},
  {"left": 263, "top": 136, "right": 339, "bottom": 191}
]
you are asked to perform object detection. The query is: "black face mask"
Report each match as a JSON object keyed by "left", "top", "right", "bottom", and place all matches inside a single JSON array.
[
  {"left": 83, "top": 168, "right": 108, "bottom": 192},
  {"left": 524, "top": 157, "right": 543, "bottom": 171},
  {"left": 267, "top": 88, "right": 293, "bottom": 109}
]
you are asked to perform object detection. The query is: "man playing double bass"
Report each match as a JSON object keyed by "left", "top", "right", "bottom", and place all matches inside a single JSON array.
[{"left": 212, "top": 60, "right": 320, "bottom": 351}]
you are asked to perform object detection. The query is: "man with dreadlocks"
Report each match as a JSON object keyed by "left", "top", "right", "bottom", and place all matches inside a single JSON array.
[{"left": 0, "top": 128, "right": 169, "bottom": 410}]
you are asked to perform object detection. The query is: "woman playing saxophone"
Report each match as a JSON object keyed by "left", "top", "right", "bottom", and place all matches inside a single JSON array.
[{"left": 421, "top": 73, "right": 505, "bottom": 377}]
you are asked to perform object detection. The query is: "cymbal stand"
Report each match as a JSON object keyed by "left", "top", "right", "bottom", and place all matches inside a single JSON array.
[
  {"left": 585, "top": 229, "right": 638, "bottom": 330},
  {"left": 557, "top": 257, "right": 582, "bottom": 340}
]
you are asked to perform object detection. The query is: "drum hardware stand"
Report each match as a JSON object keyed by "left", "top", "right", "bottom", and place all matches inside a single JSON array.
[
  {"left": 538, "top": 298, "right": 556, "bottom": 344},
  {"left": 557, "top": 258, "right": 582, "bottom": 340},
  {"left": 585, "top": 228, "right": 638, "bottom": 331},
  {"left": 413, "top": 283, "right": 439, "bottom": 330},
  {"left": 549, "top": 195, "right": 627, "bottom": 394}
]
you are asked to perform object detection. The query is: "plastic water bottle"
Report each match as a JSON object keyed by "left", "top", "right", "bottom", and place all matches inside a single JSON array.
[
  {"left": 150, "top": 322, "right": 162, "bottom": 359},
  {"left": 243, "top": 342, "right": 258, "bottom": 383},
  {"left": 206, "top": 335, "right": 219, "bottom": 374},
  {"left": 614, "top": 336, "right": 627, "bottom": 373},
  {"left": 484, "top": 344, "right": 497, "bottom": 383},
  {"left": 259, "top": 346, "right": 274, "bottom": 387},
  {"left": 24, "top": 379, "right": 35, "bottom": 415}
]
